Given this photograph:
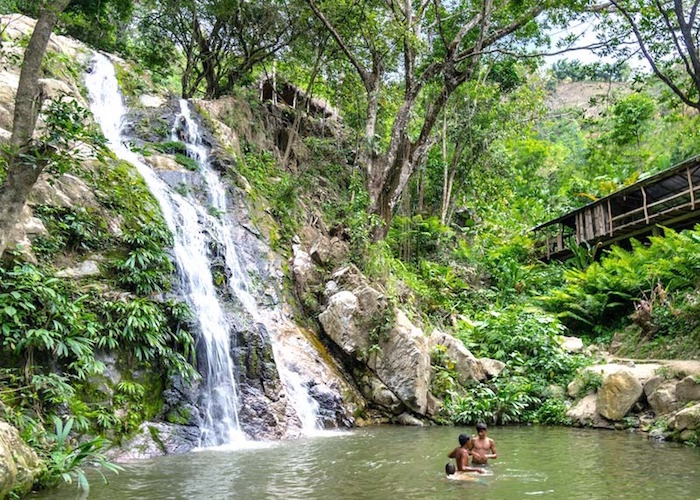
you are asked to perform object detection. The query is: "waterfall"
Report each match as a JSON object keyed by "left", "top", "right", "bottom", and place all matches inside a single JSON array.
[
  {"left": 173, "top": 100, "right": 324, "bottom": 434},
  {"left": 85, "top": 54, "right": 245, "bottom": 447},
  {"left": 85, "top": 53, "right": 323, "bottom": 441}
]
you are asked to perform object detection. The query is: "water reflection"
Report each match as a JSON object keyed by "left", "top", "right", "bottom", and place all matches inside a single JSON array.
[{"left": 36, "top": 426, "right": 700, "bottom": 499}]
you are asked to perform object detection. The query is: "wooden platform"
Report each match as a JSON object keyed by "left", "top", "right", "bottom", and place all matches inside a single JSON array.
[{"left": 532, "top": 155, "right": 700, "bottom": 260}]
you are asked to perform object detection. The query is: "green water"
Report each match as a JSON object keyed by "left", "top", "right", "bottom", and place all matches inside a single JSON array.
[{"left": 37, "top": 426, "right": 700, "bottom": 499}]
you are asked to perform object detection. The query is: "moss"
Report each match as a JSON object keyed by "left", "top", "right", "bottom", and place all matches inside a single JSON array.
[
  {"left": 166, "top": 407, "right": 191, "bottom": 425},
  {"left": 148, "top": 425, "right": 167, "bottom": 454}
]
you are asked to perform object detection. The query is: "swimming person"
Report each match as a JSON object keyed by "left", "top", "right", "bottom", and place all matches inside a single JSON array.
[
  {"left": 469, "top": 422, "right": 497, "bottom": 465},
  {"left": 445, "top": 461, "right": 480, "bottom": 482},
  {"left": 448, "top": 434, "right": 486, "bottom": 473}
]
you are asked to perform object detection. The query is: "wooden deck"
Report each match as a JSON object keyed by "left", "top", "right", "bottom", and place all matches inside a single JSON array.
[{"left": 532, "top": 155, "right": 700, "bottom": 260}]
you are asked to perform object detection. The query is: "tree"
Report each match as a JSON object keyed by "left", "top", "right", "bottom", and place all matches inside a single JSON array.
[
  {"left": 0, "top": 0, "right": 71, "bottom": 258},
  {"left": 308, "top": 0, "right": 583, "bottom": 237},
  {"left": 140, "top": 0, "right": 302, "bottom": 98},
  {"left": 595, "top": 0, "right": 700, "bottom": 111}
]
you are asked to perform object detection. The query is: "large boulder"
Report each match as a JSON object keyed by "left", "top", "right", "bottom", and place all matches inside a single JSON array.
[
  {"left": 596, "top": 369, "right": 643, "bottom": 421},
  {"left": 0, "top": 422, "right": 42, "bottom": 498},
  {"left": 357, "top": 372, "right": 403, "bottom": 414},
  {"left": 318, "top": 291, "right": 371, "bottom": 359},
  {"left": 566, "top": 394, "right": 612, "bottom": 428},
  {"left": 673, "top": 402, "right": 700, "bottom": 431},
  {"left": 675, "top": 376, "right": 700, "bottom": 403},
  {"left": 645, "top": 380, "right": 678, "bottom": 416},
  {"left": 370, "top": 310, "right": 430, "bottom": 415},
  {"left": 428, "top": 329, "right": 485, "bottom": 384},
  {"left": 558, "top": 335, "right": 583, "bottom": 353}
]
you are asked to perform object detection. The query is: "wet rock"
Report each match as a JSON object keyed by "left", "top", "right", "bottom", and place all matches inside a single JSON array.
[
  {"left": 648, "top": 428, "right": 669, "bottom": 441},
  {"left": 109, "top": 422, "right": 200, "bottom": 461},
  {"left": 395, "top": 413, "right": 424, "bottom": 427},
  {"left": 428, "top": 329, "right": 486, "bottom": 384},
  {"left": 597, "top": 369, "right": 643, "bottom": 421},
  {"left": 0, "top": 422, "right": 42, "bottom": 498}
]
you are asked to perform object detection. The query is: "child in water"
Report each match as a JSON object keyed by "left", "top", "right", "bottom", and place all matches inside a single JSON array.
[{"left": 444, "top": 463, "right": 479, "bottom": 482}]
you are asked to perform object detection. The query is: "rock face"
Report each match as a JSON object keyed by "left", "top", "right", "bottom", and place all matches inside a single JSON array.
[
  {"left": 319, "top": 291, "right": 371, "bottom": 358},
  {"left": 0, "top": 422, "right": 42, "bottom": 498},
  {"left": 597, "top": 369, "right": 643, "bottom": 421},
  {"left": 428, "top": 329, "right": 485, "bottom": 384},
  {"left": 370, "top": 310, "right": 430, "bottom": 414}
]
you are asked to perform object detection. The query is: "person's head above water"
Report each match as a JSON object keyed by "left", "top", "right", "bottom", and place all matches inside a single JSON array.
[
  {"left": 445, "top": 463, "right": 456, "bottom": 475},
  {"left": 476, "top": 422, "right": 487, "bottom": 433},
  {"left": 458, "top": 433, "right": 470, "bottom": 446}
]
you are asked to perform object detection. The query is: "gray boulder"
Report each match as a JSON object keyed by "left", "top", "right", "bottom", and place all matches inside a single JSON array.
[{"left": 110, "top": 422, "right": 199, "bottom": 461}]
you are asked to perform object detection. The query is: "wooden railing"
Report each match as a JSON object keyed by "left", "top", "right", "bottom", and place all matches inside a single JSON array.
[{"left": 532, "top": 158, "right": 700, "bottom": 260}]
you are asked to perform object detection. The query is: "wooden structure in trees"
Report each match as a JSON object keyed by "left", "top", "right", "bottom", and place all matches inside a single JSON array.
[{"left": 532, "top": 155, "right": 700, "bottom": 260}]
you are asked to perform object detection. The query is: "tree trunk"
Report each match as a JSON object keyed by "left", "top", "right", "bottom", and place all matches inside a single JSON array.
[{"left": 0, "top": 0, "right": 71, "bottom": 258}]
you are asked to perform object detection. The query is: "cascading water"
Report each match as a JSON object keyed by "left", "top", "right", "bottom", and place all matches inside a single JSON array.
[
  {"left": 85, "top": 52, "right": 324, "bottom": 441},
  {"left": 173, "top": 100, "right": 323, "bottom": 434},
  {"left": 85, "top": 53, "right": 245, "bottom": 447}
]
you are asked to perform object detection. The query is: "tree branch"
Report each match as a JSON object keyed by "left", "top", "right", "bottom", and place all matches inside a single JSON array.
[{"left": 306, "top": 0, "right": 371, "bottom": 86}]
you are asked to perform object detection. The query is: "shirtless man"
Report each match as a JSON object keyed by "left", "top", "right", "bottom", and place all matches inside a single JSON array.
[
  {"left": 469, "top": 422, "right": 497, "bottom": 465},
  {"left": 448, "top": 434, "right": 485, "bottom": 473}
]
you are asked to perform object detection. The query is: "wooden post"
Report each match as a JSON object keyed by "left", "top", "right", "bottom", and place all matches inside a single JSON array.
[
  {"left": 642, "top": 187, "right": 649, "bottom": 224},
  {"left": 546, "top": 234, "right": 550, "bottom": 259},
  {"left": 688, "top": 165, "right": 696, "bottom": 210},
  {"left": 557, "top": 229, "right": 563, "bottom": 252},
  {"left": 607, "top": 199, "right": 613, "bottom": 236}
]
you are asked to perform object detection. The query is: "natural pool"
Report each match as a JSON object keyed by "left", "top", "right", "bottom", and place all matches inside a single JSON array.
[{"left": 36, "top": 426, "right": 700, "bottom": 499}]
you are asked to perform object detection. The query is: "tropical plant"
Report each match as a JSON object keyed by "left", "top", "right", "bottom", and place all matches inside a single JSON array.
[{"left": 39, "top": 416, "right": 122, "bottom": 492}]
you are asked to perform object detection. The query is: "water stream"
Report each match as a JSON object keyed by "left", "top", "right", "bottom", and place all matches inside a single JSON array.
[
  {"left": 36, "top": 426, "right": 700, "bottom": 499},
  {"left": 85, "top": 53, "right": 321, "bottom": 445}
]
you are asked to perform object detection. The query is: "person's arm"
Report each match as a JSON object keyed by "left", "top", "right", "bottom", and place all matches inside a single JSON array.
[
  {"left": 462, "top": 466, "right": 486, "bottom": 474},
  {"left": 448, "top": 448, "right": 457, "bottom": 459},
  {"left": 486, "top": 439, "right": 497, "bottom": 459}
]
